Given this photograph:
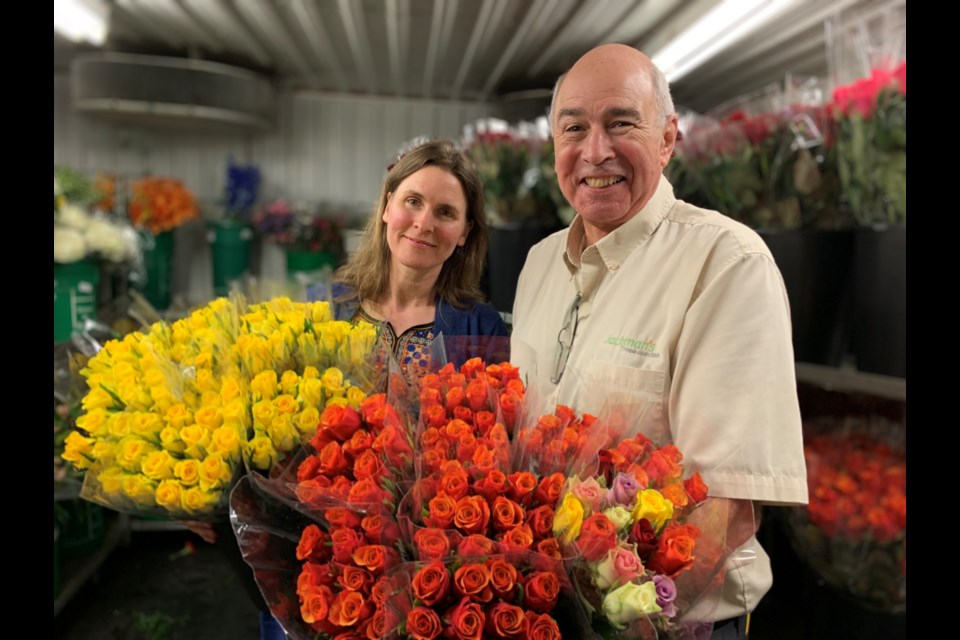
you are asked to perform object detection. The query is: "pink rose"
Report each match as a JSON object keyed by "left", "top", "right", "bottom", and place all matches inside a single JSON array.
[{"left": 595, "top": 543, "right": 646, "bottom": 591}]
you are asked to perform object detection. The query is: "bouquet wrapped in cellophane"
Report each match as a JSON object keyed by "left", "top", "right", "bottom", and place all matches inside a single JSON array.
[{"left": 62, "top": 295, "right": 379, "bottom": 520}]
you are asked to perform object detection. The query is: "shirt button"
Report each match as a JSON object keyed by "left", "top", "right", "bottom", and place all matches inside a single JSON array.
[{"left": 609, "top": 263, "right": 620, "bottom": 271}]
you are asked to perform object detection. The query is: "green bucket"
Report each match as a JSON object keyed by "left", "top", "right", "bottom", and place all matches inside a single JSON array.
[
  {"left": 286, "top": 249, "right": 335, "bottom": 279},
  {"left": 209, "top": 221, "right": 252, "bottom": 297},
  {"left": 53, "top": 259, "right": 100, "bottom": 343},
  {"left": 136, "top": 230, "right": 174, "bottom": 310},
  {"left": 57, "top": 498, "right": 106, "bottom": 561}
]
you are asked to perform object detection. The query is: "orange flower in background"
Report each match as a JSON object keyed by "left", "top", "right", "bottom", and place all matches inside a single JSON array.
[{"left": 128, "top": 177, "right": 199, "bottom": 234}]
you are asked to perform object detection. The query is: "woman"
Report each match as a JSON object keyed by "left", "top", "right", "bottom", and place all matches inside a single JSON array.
[{"left": 331, "top": 138, "right": 508, "bottom": 381}]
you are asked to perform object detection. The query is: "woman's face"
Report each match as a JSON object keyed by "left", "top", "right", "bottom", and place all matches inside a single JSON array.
[{"left": 382, "top": 165, "right": 471, "bottom": 277}]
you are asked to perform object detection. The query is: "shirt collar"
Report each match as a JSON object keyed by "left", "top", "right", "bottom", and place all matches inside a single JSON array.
[{"left": 563, "top": 174, "right": 675, "bottom": 271}]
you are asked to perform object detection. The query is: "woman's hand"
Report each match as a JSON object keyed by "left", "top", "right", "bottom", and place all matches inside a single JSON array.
[{"left": 181, "top": 520, "right": 218, "bottom": 544}]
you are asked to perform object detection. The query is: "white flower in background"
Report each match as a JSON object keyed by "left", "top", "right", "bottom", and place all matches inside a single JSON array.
[
  {"left": 85, "top": 218, "right": 128, "bottom": 263},
  {"left": 58, "top": 203, "right": 91, "bottom": 230},
  {"left": 54, "top": 225, "right": 87, "bottom": 263}
]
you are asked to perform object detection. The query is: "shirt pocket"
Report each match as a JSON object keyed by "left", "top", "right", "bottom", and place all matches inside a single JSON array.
[{"left": 575, "top": 360, "right": 670, "bottom": 445}]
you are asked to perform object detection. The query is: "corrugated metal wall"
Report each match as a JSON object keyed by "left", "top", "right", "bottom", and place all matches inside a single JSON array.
[{"left": 54, "top": 72, "right": 493, "bottom": 304}]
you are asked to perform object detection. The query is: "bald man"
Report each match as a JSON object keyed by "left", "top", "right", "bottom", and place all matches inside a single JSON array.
[{"left": 511, "top": 44, "right": 808, "bottom": 638}]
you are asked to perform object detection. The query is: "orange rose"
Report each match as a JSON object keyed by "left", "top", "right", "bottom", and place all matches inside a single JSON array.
[
  {"left": 473, "top": 470, "right": 508, "bottom": 502},
  {"left": 535, "top": 538, "right": 562, "bottom": 559},
  {"left": 327, "top": 476, "right": 353, "bottom": 501},
  {"left": 342, "top": 429, "right": 374, "bottom": 459},
  {"left": 453, "top": 562, "right": 493, "bottom": 603},
  {"left": 406, "top": 606, "right": 443, "bottom": 640},
  {"left": 454, "top": 495, "right": 491, "bottom": 535},
  {"left": 361, "top": 514, "right": 401, "bottom": 546},
  {"left": 534, "top": 473, "right": 565, "bottom": 507},
  {"left": 443, "top": 418, "right": 470, "bottom": 441},
  {"left": 352, "top": 449, "right": 383, "bottom": 481},
  {"left": 487, "top": 423, "right": 509, "bottom": 449},
  {"left": 424, "top": 404, "right": 448, "bottom": 429},
  {"left": 458, "top": 534, "right": 499, "bottom": 557},
  {"left": 446, "top": 386, "right": 466, "bottom": 412},
  {"left": 373, "top": 423, "right": 413, "bottom": 470},
  {"left": 499, "top": 524, "right": 534, "bottom": 552},
  {"left": 683, "top": 472, "right": 709, "bottom": 505},
  {"left": 327, "top": 590, "right": 372, "bottom": 628},
  {"left": 524, "top": 611, "right": 562, "bottom": 640},
  {"left": 318, "top": 441, "right": 350, "bottom": 476},
  {"left": 331, "top": 527, "right": 365, "bottom": 563},
  {"left": 370, "top": 575, "right": 391, "bottom": 606},
  {"left": 486, "top": 558, "right": 519, "bottom": 601},
  {"left": 474, "top": 411, "right": 495, "bottom": 435},
  {"left": 615, "top": 436, "right": 652, "bottom": 464},
  {"left": 339, "top": 565, "right": 374, "bottom": 593},
  {"left": 498, "top": 389, "right": 522, "bottom": 430},
  {"left": 320, "top": 404, "right": 363, "bottom": 442},
  {"left": 298, "top": 455, "right": 323, "bottom": 482},
  {"left": 485, "top": 601, "right": 527, "bottom": 639},
  {"left": 491, "top": 497, "right": 526, "bottom": 532},
  {"left": 470, "top": 444, "right": 501, "bottom": 476},
  {"left": 461, "top": 357, "right": 484, "bottom": 378},
  {"left": 425, "top": 493, "right": 457, "bottom": 529},
  {"left": 414, "top": 527, "right": 454, "bottom": 560},
  {"left": 446, "top": 596, "right": 485, "bottom": 640},
  {"left": 359, "top": 393, "right": 390, "bottom": 431},
  {"left": 507, "top": 472, "right": 538, "bottom": 507},
  {"left": 458, "top": 433, "right": 479, "bottom": 462},
  {"left": 419, "top": 386, "right": 443, "bottom": 410},
  {"left": 646, "top": 523, "right": 701, "bottom": 578},
  {"left": 296, "top": 477, "right": 332, "bottom": 507},
  {"left": 625, "top": 463, "right": 650, "bottom": 489},
  {"left": 576, "top": 513, "right": 618, "bottom": 562},
  {"left": 453, "top": 405, "right": 474, "bottom": 424},
  {"left": 297, "top": 524, "right": 329, "bottom": 561},
  {"left": 421, "top": 427, "right": 442, "bottom": 449},
  {"left": 421, "top": 448, "right": 447, "bottom": 475},
  {"left": 421, "top": 372, "right": 442, "bottom": 390},
  {"left": 438, "top": 464, "right": 470, "bottom": 501},
  {"left": 526, "top": 505, "right": 555, "bottom": 541},
  {"left": 411, "top": 560, "right": 451, "bottom": 607},
  {"left": 643, "top": 449, "right": 682, "bottom": 486},
  {"left": 660, "top": 482, "right": 689, "bottom": 510},
  {"left": 300, "top": 584, "right": 334, "bottom": 624},
  {"left": 348, "top": 477, "right": 391, "bottom": 508},
  {"left": 523, "top": 571, "right": 560, "bottom": 613},
  {"left": 466, "top": 379, "right": 490, "bottom": 412},
  {"left": 325, "top": 507, "right": 362, "bottom": 530},
  {"left": 351, "top": 544, "right": 399, "bottom": 576},
  {"left": 365, "top": 608, "right": 386, "bottom": 640},
  {"left": 298, "top": 562, "right": 336, "bottom": 594}
]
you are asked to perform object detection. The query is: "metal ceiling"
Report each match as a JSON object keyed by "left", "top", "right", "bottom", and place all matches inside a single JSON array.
[{"left": 53, "top": 0, "right": 902, "bottom": 115}]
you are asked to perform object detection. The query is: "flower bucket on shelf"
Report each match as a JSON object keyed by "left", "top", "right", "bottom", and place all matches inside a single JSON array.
[
  {"left": 285, "top": 249, "right": 335, "bottom": 280},
  {"left": 135, "top": 230, "right": 174, "bottom": 310},
  {"left": 54, "top": 259, "right": 100, "bottom": 343},
  {"left": 57, "top": 498, "right": 105, "bottom": 561},
  {"left": 852, "top": 226, "right": 905, "bottom": 378},
  {"left": 209, "top": 220, "right": 253, "bottom": 297}
]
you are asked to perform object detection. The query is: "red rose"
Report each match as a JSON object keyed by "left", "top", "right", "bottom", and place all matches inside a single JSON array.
[
  {"left": 534, "top": 473, "right": 565, "bottom": 507},
  {"left": 453, "top": 562, "right": 493, "bottom": 602},
  {"left": 318, "top": 441, "right": 350, "bottom": 476},
  {"left": 683, "top": 472, "right": 709, "bottom": 505},
  {"left": 339, "top": 565, "right": 374, "bottom": 593},
  {"left": 361, "top": 514, "right": 401, "bottom": 546},
  {"left": 298, "top": 562, "right": 336, "bottom": 595},
  {"left": 523, "top": 571, "right": 560, "bottom": 613},
  {"left": 507, "top": 472, "right": 539, "bottom": 507},
  {"left": 352, "top": 449, "right": 384, "bottom": 481},
  {"left": 320, "top": 404, "right": 363, "bottom": 442},
  {"left": 485, "top": 601, "right": 527, "bottom": 638},
  {"left": 526, "top": 505, "right": 555, "bottom": 541},
  {"left": 454, "top": 495, "right": 491, "bottom": 536},
  {"left": 300, "top": 584, "right": 334, "bottom": 624},
  {"left": 341, "top": 429, "right": 374, "bottom": 459},
  {"left": 407, "top": 606, "right": 443, "bottom": 640},
  {"left": 422, "top": 448, "right": 448, "bottom": 475},
  {"left": 425, "top": 493, "right": 457, "bottom": 529},
  {"left": 535, "top": 538, "right": 562, "bottom": 559},
  {"left": 499, "top": 523, "right": 534, "bottom": 552},
  {"left": 370, "top": 575, "right": 391, "bottom": 606},
  {"left": 646, "top": 523, "right": 700, "bottom": 578},
  {"left": 445, "top": 596, "right": 485, "bottom": 640},
  {"left": 412, "top": 560, "right": 451, "bottom": 606},
  {"left": 297, "top": 455, "right": 324, "bottom": 482},
  {"left": 331, "top": 526, "right": 365, "bottom": 563},
  {"left": 473, "top": 470, "right": 509, "bottom": 502},
  {"left": 297, "top": 524, "right": 329, "bottom": 562},
  {"left": 296, "top": 477, "right": 332, "bottom": 507},
  {"left": 325, "top": 507, "right": 363, "bottom": 530},
  {"left": 327, "top": 476, "right": 354, "bottom": 502},
  {"left": 327, "top": 590, "right": 373, "bottom": 628},
  {"left": 490, "top": 497, "right": 526, "bottom": 532},
  {"left": 352, "top": 544, "right": 400, "bottom": 576},
  {"left": 524, "top": 612, "right": 562, "bottom": 640},
  {"left": 359, "top": 393, "right": 388, "bottom": 430},
  {"left": 486, "top": 558, "right": 519, "bottom": 601},
  {"left": 458, "top": 534, "right": 499, "bottom": 557},
  {"left": 365, "top": 608, "right": 386, "bottom": 640},
  {"left": 373, "top": 424, "right": 413, "bottom": 470},
  {"left": 348, "top": 477, "right": 391, "bottom": 509},
  {"left": 414, "top": 527, "right": 454, "bottom": 560},
  {"left": 628, "top": 518, "right": 658, "bottom": 561},
  {"left": 642, "top": 449, "right": 682, "bottom": 486}
]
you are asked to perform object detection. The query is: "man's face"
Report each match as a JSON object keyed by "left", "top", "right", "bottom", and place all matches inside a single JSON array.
[{"left": 552, "top": 54, "right": 676, "bottom": 240}]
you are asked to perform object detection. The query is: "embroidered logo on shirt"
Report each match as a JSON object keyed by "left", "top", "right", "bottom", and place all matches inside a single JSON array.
[{"left": 606, "top": 335, "right": 659, "bottom": 357}]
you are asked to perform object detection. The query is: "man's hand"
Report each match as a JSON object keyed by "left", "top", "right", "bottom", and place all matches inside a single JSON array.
[{"left": 181, "top": 520, "right": 218, "bottom": 544}]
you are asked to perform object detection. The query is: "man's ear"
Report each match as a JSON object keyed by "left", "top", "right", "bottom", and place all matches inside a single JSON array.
[{"left": 660, "top": 115, "right": 679, "bottom": 169}]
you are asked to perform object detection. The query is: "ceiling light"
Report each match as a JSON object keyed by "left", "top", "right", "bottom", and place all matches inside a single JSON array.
[{"left": 54, "top": 0, "right": 109, "bottom": 46}]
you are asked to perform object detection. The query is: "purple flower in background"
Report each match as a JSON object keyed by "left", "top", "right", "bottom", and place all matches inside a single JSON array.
[
  {"left": 604, "top": 472, "right": 641, "bottom": 508},
  {"left": 653, "top": 575, "right": 677, "bottom": 618}
]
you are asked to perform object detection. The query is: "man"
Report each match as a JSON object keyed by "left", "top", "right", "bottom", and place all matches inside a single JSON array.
[{"left": 511, "top": 44, "right": 808, "bottom": 637}]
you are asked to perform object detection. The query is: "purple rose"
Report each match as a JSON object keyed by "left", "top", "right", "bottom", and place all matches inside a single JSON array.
[
  {"left": 604, "top": 473, "right": 641, "bottom": 508},
  {"left": 654, "top": 575, "right": 677, "bottom": 618}
]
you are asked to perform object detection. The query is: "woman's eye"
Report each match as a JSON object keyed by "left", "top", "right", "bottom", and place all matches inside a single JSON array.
[{"left": 405, "top": 197, "right": 420, "bottom": 207}]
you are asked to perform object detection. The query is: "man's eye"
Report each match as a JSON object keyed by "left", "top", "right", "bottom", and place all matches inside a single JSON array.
[{"left": 564, "top": 124, "right": 584, "bottom": 133}]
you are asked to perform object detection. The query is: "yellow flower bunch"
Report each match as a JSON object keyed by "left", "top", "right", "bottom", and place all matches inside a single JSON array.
[{"left": 246, "top": 365, "right": 368, "bottom": 471}]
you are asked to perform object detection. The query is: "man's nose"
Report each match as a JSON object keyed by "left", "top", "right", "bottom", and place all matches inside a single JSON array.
[{"left": 582, "top": 128, "right": 615, "bottom": 164}]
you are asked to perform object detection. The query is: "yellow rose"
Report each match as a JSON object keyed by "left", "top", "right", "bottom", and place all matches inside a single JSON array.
[
  {"left": 122, "top": 474, "right": 157, "bottom": 507},
  {"left": 220, "top": 400, "right": 247, "bottom": 429},
  {"left": 275, "top": 394, "right": 299, "bottom": 416},
  {"left": 149, "top": 386, "right": 176, "bottom": 412},
  {"left": 160, "top": 426, "right": 187, "bottom": 455},
  {"left": 210, "top": 425, "right": 243, "bottom": 459},
  {"left": 194, "top": 351, "right": 213, "bottom": 371},
  {"left": 250, "top": 369, "right": 277, "bottom": 401},
  {"left": 61, "top": 431, "right": 95, "bottom": 469},
  {"left": 299, "top": 378, "right": 323, "bottom": 407},
  {"left": 116, "top": 378, "right": 151, "bottom": 411},
  {"left": 200, "top": 391, "right": 220, "bottom": 408},
  {"left": 132, "top": 412, "right": 164, "bottom": 439},
  {"left": 220, "top": 376, "right": 243, "bottom": 404},
  {"left": 143, "top": 367, "right": 167, "bottom": 389},
  {"left": 632, "top": 489, "right": 675, "bottom": 531},
  {"left": 194, "top": 406, "right": 223, "bottom": 431},
  {"left": 75, "top": 408, "right": 109, "bottom": 437},
  {"left": 195, "top": 369, "right": 219, "bottom": 394},
  {"left": 553, "top": 493, "right": 586, "bottom": 547},
  {"left": 180, "top": 486, "right": 221, "bottom": 516},
  {"left": 280, "top": 370, "right": 300, "bottom": 395},
  {"left": 295, "top": 407, "right": 321, "bottom": 437},
  {"left": 310, "top": 301, "right": 333, "bottom": 324},
  {"left": 346, "top": 386, "right": 367, "bottom": 408},
  {"left": 320, "top": 367, "right": 345, "bottom": 395},
  {"left": 141, "top": 450, "right": 177, "bottom": 481},
  {"left": 155, "top": 479, "right": 183, "bottom": 511},
  {"left": 165, "top": 404, "right": 193, "bottom": 431},
  {"left": 98, "top": 468, "right": 126, "bottom": 496},
  {"left": 108, "top": 413, "right": 133, "bottom": 439},
  {"left": 247, "top": 436, "right": 277, "bottom": 471},
  {"left": 180, "top": 424, "right": 212, "bottom": 450},
  {"left": 199, "top": 453, "right": 235, "bottom": 492},
  {"left": 268, "top": 416, "right": 298, "bottom": 453},
  {"left": 82, "top": 388, "right": 118, "bottom": 412},
  {"left": 325, "top": 396, "right": 349, "bottom": 409},
  {"left": 252, "top": 400, "right": 276, "bottom": 429},
  {"left": 116, "top": 436, "right": 158, "bottom": 473},
  {"left": 92, "top": 440, "right": 117, "bottom": 465},
  {"left": 174, "top": 459, "right": 202, "bottom": 486},
  {"left": 302, "top": 366, "right": 320, "bottom": 380}
]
